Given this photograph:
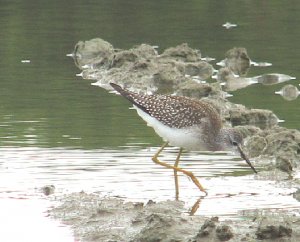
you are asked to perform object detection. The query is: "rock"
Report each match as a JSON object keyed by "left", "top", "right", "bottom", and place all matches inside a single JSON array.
[
  {"left": 133, "top": 44, "right": 158, "bottom": 59},
  {"left": 179, "top": 61, "right": 214, "bottom": 80},
  {"left": 196, "top": 217, "right": 218, "bottom": 238},
  {"left": 234, "top": 125, "right": 261, "bottom": 139},
  {"left": 228, "top": 108, "right": 279, "bottom": 129},
  {"left": 263, "top": 128, "right": 300, "bottom": 159},
  {"left": 152, "top": 64, "right": 185, "bottom": 94},
  {"left": 177, "top": 81, "right": 213, "bottom": 99},
  {"left": 276, "top": 155, "right": 293, "bottom": 173},
  {"left": 191, "top": 218, "right": 234, "bottom": 242},
  {"left": 132, "top": 213, "right": 175, "bottom": 242},
  {"left": 41, "top": 185, "right": 55, "bottom": 196},
  {"left": 111, "top": 50, "right": 138, "bottom": 68},
  {"left": 160, "top": 43, "right": 201, "bottom": 62},
  {"left": 72, "top": 38, "right": 114, "bottom": 69},
  {"left": 216, "top": 225, "right": 234, "bottom": 241},
  {"left": 191, "top": 217, "right": 219, "bottom": 239},
  {"left": 245, "top": 135, "right": 267, "bottom": 158},
  {"left": 111, "top": 44, "right": 158, "bottom": 69},
  {"left": 216, "top": 67, "right": 234, "bottom": 83},
  {"left": 131, "top": 200, "right": 200, "bottom": 242},
  {"left": 293, "top": 188, "right": 300, "bottom": 202},
  {"left": 242, "top": 126, "right": 300, "bottom": 171},
  {"left": 256, "top": 223, "right": 292, "bottom": 240},
  {"left": 224, "top": 47, "right": 250, "bottom": 75},
  {"left": 275, "top": 84, "right": 300, "bottom": 101}
]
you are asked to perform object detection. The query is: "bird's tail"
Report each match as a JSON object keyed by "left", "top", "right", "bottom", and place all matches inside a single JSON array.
[
  {"left": 110, "top": 83, "right": 136, "bottom": 104},
  {"left": 110, "top": 83, "right": 124, "bottom": 94},
  {"left": 110, "top": 83, "right": 150, "bottom": 115}
]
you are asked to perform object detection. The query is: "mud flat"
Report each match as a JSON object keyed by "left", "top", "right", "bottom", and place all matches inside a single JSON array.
[
  {"left": 48, "top": 38, "right": 300, "bottom": 241},
  {"left": 49, "top": 192, "right": 299, "bottom": 242}
]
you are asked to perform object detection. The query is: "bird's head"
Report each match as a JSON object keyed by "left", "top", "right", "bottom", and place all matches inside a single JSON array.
[{"left": 221, "top": 128, "right": 257, "bottom": 174}]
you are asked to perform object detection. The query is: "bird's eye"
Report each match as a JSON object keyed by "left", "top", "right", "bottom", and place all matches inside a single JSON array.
[{"left": 228, "top": 135, "right": 238, "bottom": 146}]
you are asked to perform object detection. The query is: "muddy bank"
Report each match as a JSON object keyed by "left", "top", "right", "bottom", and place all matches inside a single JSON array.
[
  {"left": 57, "top": 38, "right": 300, "bottom": 242},
  {"left": 69, "top": 38, "right": 300, "bottom": 172},
  {"left": 70, "top": 38, "right": 287, "bottom": 130},
  {"left": 49, "top": 192, "right": 299, "bottom": 242}
]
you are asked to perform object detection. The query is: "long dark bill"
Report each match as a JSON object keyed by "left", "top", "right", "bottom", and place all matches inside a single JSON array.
[{"left": 237, "top": 144, "right": 258, "bottom": 173}]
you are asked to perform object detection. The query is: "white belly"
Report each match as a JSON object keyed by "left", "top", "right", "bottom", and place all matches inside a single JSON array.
[{"left": 134, "top": 106, "right": 207, "bottom": 151}]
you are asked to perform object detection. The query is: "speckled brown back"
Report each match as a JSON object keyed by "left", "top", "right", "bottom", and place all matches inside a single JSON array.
[{"left": 110, "top": 83, "right": 222, "bottom": 131}]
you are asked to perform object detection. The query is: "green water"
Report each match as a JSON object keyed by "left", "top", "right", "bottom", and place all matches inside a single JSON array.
[{"left": 0, "top": 0, "right": 299, "bottom": 149}]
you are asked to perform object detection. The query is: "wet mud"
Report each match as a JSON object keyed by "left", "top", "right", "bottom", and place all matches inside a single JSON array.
[
  {"left": 48, "top": 38, "right": 300, "bottom": 241},
  {"left": 49, "top": 192, "right": 300, "bottom": 242}
]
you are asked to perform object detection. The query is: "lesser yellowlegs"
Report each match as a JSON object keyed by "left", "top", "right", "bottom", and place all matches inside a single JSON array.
[{"left": 110, "top": 83, "right": 257, "bottom": 195}]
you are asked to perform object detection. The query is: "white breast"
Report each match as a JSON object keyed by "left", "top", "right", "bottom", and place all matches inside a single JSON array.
[{"left": 134, "top": 106, "right": 207, "bottom": 151}]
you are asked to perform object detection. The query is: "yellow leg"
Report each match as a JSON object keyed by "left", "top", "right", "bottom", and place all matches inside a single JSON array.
[
  {"left": 174, "top": 148, "right": 183, "bottom": 200},
  {"left": 153, "top": 142, "right": 169, "bottom": 157},
  {"left": 152, "top": 143, "right": 207, "bottom": 195}
]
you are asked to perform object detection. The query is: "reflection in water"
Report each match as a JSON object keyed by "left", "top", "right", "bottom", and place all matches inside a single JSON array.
[
  {"left": 200, "top": 56, "right": 216, "bottom": 62},
  {"left": 256, "top": 73, "right": 296, "bottom": 85},
  {"left": 0, "top": 116, "right": 45, "bottom": 146},
  {"left": 275, "top": 84, "right": 300, "bottom": 101},
  {"left": 221, "top": 77, "right": 257, "bottom": 92},
  {"left": 215, "top": 68, "right": 297, "bottom": 92},
  {"left": 250, "top": 61, "right": 272, "bottom": 67},
  {"left": 21, "top": 59, "right": 31, "bottom": 63},
  {"left": 215, "top": 68, "right": 258, "bottom": 91},
  {"left": 189, "top": 197, "right": 202, "bottom": 216},
  {"left": 0, "top": 146, "right": 298, "bottom": 218}
]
